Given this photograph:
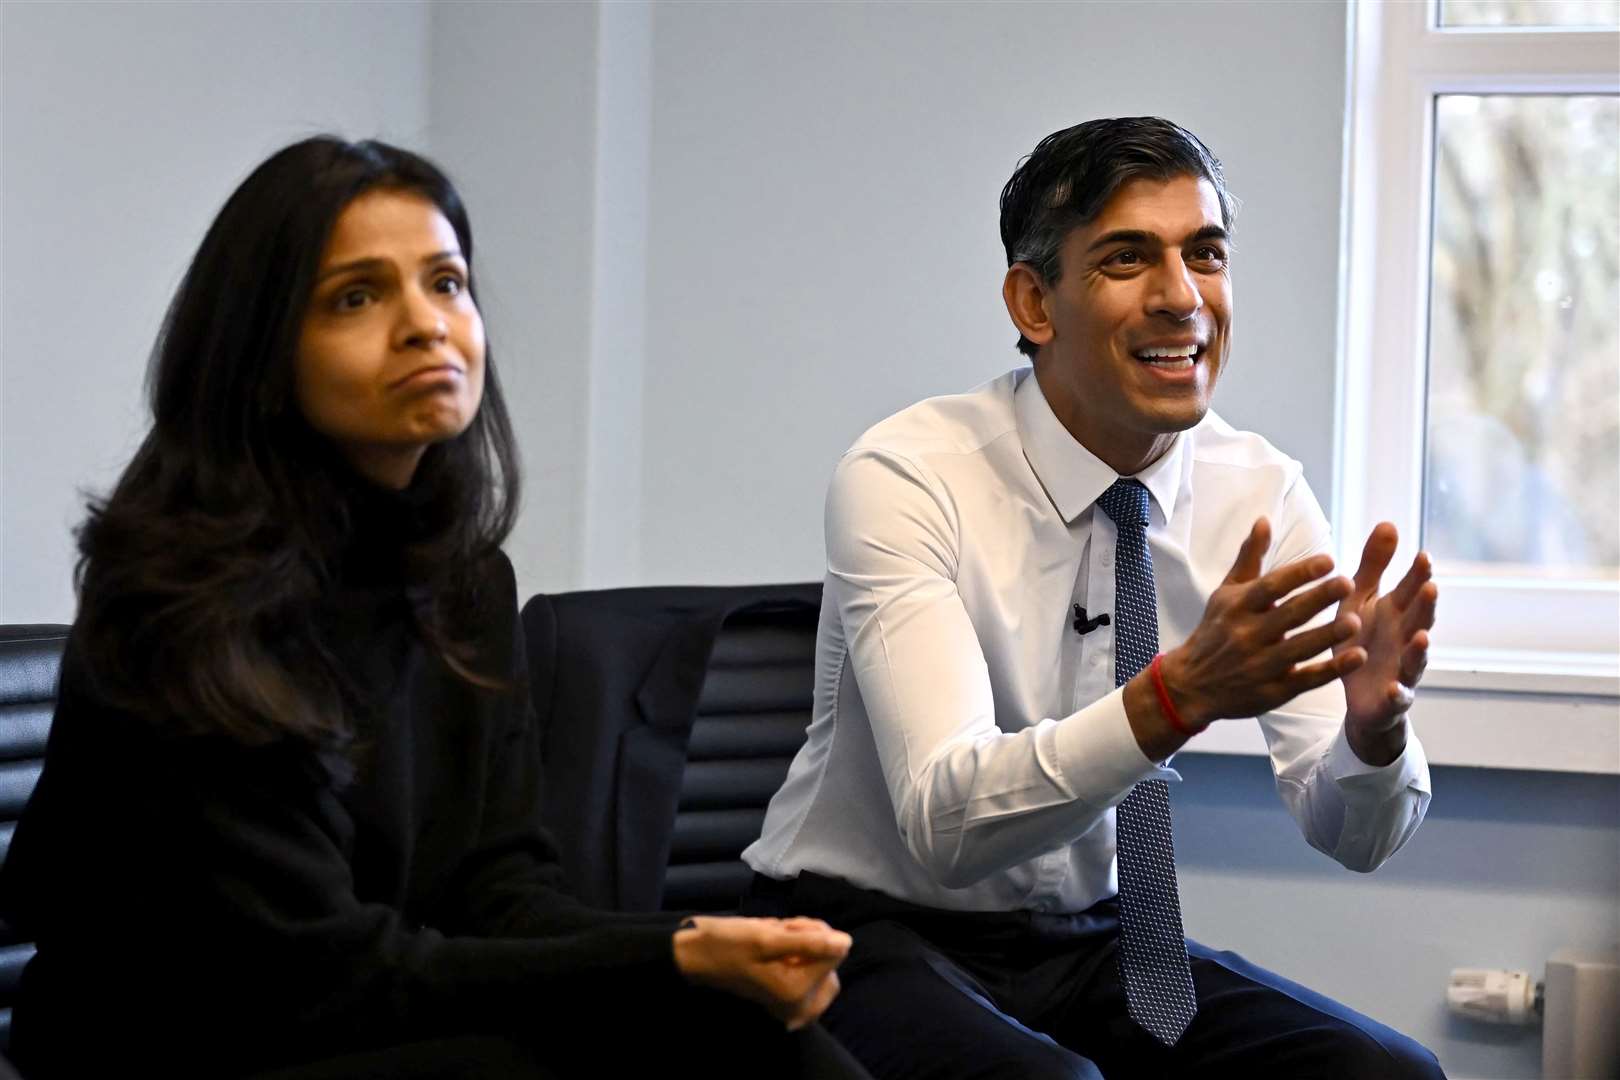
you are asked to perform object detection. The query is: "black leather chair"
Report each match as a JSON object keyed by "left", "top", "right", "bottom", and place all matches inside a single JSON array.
[
  {"left": 0, "top": 626, "right": 68, "bottom": 1065},
  {"left": 524, "top": 584, "right": 821, "bottom": 913}
]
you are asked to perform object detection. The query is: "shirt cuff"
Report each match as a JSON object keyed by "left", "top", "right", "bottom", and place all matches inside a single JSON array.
[
  {"left": 1048, "top": 685, "right": 1178, "bottom": 808},
  {"left": 1326, "top": 720, "right": 1431, "bottom": 798}
]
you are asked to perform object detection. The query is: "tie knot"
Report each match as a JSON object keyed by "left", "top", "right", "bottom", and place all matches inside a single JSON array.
[{"left": 1096, "top": 479, "right": 1150, "bottom": 528}]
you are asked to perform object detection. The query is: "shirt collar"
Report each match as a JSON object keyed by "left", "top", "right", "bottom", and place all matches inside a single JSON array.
[{"left": 1013, "top": 366, "right": 1187, "bottom": 526}]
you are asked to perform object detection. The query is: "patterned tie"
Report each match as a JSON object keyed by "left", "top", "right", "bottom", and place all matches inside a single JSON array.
[{"left": 1095, "top": 478, "right": 1198, "bottom": 1046}]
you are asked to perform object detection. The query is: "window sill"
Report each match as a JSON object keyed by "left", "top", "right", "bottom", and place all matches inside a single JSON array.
[
  {"left": 1424, "top": 649, "right": 1619, "bottom": 697},
  {"left": 1184, "top": 652, "right": 1619, "bottom": 776}
]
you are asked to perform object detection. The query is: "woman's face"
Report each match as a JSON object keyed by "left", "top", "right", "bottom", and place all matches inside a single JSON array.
[{"left": 295, "top": 188, "right": 486, "bottom": 489}]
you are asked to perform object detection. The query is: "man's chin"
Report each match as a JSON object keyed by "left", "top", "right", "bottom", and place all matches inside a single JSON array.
[{"left": 1139, "top": 398, "right": 1211, "bottom": 435}]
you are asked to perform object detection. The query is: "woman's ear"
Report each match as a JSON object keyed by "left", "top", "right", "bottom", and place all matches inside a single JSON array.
[{"left": 1002, "top": 263, "right": 1054, "bottom": 351}]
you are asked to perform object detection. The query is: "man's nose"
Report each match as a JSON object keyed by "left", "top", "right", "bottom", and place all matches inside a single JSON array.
[{"left": 1147, "top": 256, "right": 1202, "bottom": 321}]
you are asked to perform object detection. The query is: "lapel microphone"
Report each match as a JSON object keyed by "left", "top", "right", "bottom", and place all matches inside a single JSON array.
[{"left": 1073, "top": 604, "right": 1111, "bottom": 636}]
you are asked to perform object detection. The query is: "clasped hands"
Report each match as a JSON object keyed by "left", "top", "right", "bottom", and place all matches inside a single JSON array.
[
  {"left": 674, "top": 915, "right": 852, "bottom": 1031},
  {"left": 1142, "top": 519, "right": 1438, "bottom": 767}
]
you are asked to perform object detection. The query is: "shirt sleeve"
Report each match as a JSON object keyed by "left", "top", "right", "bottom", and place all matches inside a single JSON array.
[
  {"left": 826, "top": 449, "right": 1162, "bottom": 890},
  {"left": 1256, "top": 472, "right": 1432, "bottom": 872}
]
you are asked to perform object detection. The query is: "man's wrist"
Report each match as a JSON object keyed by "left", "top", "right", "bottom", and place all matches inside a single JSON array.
[
  {"left": 1344, "top": 713, "right": 1408, "bottom": 767},
  {"left": 1157, "top": 649, "right": 1214, "bottom": 730},
  {"left": 1151, "top": 654, "right": 1207, "bottom": 736},
  {"left": 1123, "top": 669, "right": 1192, "bottom": 762}
]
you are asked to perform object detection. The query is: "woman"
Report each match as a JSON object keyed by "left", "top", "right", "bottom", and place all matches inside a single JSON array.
[{"left": 0, "top": 137, "right": 865, "bottom": 1080}]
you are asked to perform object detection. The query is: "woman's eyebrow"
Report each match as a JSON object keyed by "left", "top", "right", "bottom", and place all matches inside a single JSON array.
[
  {"left": 315, "top": 257, "right": 385, "bottom": 283},
  {"left": 315, "top": 250, "right": 462, "bottom": 283}
]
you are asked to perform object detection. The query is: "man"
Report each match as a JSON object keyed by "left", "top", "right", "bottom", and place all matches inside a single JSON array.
[{"left": 741, "top": 117, "right": 1444, "bottom": 1078}]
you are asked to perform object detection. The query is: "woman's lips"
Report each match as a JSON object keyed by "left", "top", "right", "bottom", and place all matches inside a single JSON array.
[{"left": 391, "top": 364, "right": 464, "bottom": 390}]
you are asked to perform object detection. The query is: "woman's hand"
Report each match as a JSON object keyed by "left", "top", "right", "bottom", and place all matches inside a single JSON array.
[{"left": 672, "top": 915, "right": 852, "bottom": 1030}]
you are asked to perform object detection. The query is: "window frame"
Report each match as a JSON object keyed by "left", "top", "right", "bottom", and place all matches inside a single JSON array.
[{"left": 1337, "top": 0, "right": 1620, "bottom": 690}]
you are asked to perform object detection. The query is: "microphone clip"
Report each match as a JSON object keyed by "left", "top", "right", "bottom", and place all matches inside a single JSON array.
[{"left": 1073, "top": 604, "right": 1111, "bottom": 636}]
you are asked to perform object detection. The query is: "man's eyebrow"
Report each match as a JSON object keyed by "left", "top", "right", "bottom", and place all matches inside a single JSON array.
[
  {"left": 1084, "top": 229, "right": 1159, "bottom": 254},
  {"left": 1084, "top": 225, "right": 1229, "bottom": 255},
  {"left": 315, "top": 250, "right": 463, "bottom": 284}
]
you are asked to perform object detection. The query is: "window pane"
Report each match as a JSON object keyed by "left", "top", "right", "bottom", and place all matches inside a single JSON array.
[
  {"left": 1425, "top": 94, "right": 1620, "bottom": 580},
  {"left": 1438, "top": 0, "right": 1620, "bottom": 29}
]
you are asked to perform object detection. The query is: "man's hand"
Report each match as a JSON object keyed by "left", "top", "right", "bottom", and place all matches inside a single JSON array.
[
  {"left": 1141, "top": 518, "right": 1363, "bottom": 758},
  {"left": 1335, "top": 522, "right": 1438, "bottom": 766},
  {"left": 672, "top": 915, "right": 852, "bottom": 1031}
]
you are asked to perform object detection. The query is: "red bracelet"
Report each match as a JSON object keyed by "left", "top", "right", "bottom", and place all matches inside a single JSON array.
[{"left": 1150, "top": 653, "right": 1202, "bottom": 736}]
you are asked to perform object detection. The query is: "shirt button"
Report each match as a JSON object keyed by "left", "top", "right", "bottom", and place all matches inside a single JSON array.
[{"left": 1101, "top": 550, "right": 1113, "bottom": 568}]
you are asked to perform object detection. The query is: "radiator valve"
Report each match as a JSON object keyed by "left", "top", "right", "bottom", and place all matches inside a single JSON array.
[{"left": 1446, "top": 967, "right": 1542, "bottom": 1026}]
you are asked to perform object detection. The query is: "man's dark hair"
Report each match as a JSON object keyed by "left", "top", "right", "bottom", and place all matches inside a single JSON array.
[
  {"left": 73, "top": 136, "right": 522, "bottom": 747},
  {"left": 999, "top": 117, "right": 1236, "bottom": 358}
]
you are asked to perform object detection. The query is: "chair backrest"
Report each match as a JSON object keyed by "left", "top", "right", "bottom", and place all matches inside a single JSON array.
[
  {"left": 526, "top": 584, "right": 821, "bottom": 914},
  {"left": 0, "top": 626, "right": 68, "bottom": 1054},
  {"left": 663, "top": 604, "right": 818, "bottom": 911}
]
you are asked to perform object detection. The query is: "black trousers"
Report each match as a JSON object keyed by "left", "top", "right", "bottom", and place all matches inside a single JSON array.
[
  {"left": 239, "top": 987, "right": 872, "bottom": 1080},
  {"left": 244, "top": 1024, "right": 867, "bottom": 1080},
  {"left": 744, "top": 873, "right": 1446, "bottom": 1080}
]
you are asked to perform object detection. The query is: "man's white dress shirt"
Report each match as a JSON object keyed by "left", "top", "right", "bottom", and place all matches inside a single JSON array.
[{"left": 743, "top": 367, "right": 1431, "bottom": 914}]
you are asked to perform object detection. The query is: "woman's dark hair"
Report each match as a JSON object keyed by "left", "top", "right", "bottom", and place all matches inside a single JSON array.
[
  {"left": 999, "top": 117, "right": 1237, "bottom": 358},
  {"left": 74, "top": 135, "right": 521, "bottom": 747}
]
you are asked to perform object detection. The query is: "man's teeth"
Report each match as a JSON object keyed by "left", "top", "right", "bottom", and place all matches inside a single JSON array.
[{"left": 1135, "top": 345, "right": 1199, "bottom": 369}]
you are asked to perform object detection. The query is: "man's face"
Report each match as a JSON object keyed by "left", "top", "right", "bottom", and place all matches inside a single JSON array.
[{"left": 1033, "top": 173, "right": 1231, "bottom": 471}]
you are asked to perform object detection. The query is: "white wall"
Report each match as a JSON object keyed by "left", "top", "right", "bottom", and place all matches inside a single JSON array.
[
  {"left": 0, "top": 0, "right": 432, "bottom": 621},
  {"left": 636, "top": 0, "right": 1347, "bottom": 585},
  {"left": 423, "top": 0, "right": 603, "bottom": 594}
]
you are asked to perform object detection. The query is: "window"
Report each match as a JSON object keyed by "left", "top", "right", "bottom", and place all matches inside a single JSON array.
[
  {"left": 1339, "top": 0, "right": 1619, "bottom": 682},
  {"left": 1437, "top": 0, "right": 1620, "bottom": 30}
]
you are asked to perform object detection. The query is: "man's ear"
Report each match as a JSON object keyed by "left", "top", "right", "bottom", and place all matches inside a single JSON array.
[{"left": 1002, "top": 263, "right": 1054, "bottom": 351}]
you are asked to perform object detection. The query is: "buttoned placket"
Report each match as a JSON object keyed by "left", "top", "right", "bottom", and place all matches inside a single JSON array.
[
  {"left": 1071, "top": 508, "right": 1117, "bottom": 730},
  {"left": 1038, "top": 509, "right": 1125, "bottom": 910}
]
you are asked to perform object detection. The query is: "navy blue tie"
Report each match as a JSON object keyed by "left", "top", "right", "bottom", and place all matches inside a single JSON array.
[{"left": 1095, "top": 479, "right": 1198, "bottom": 1046}]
